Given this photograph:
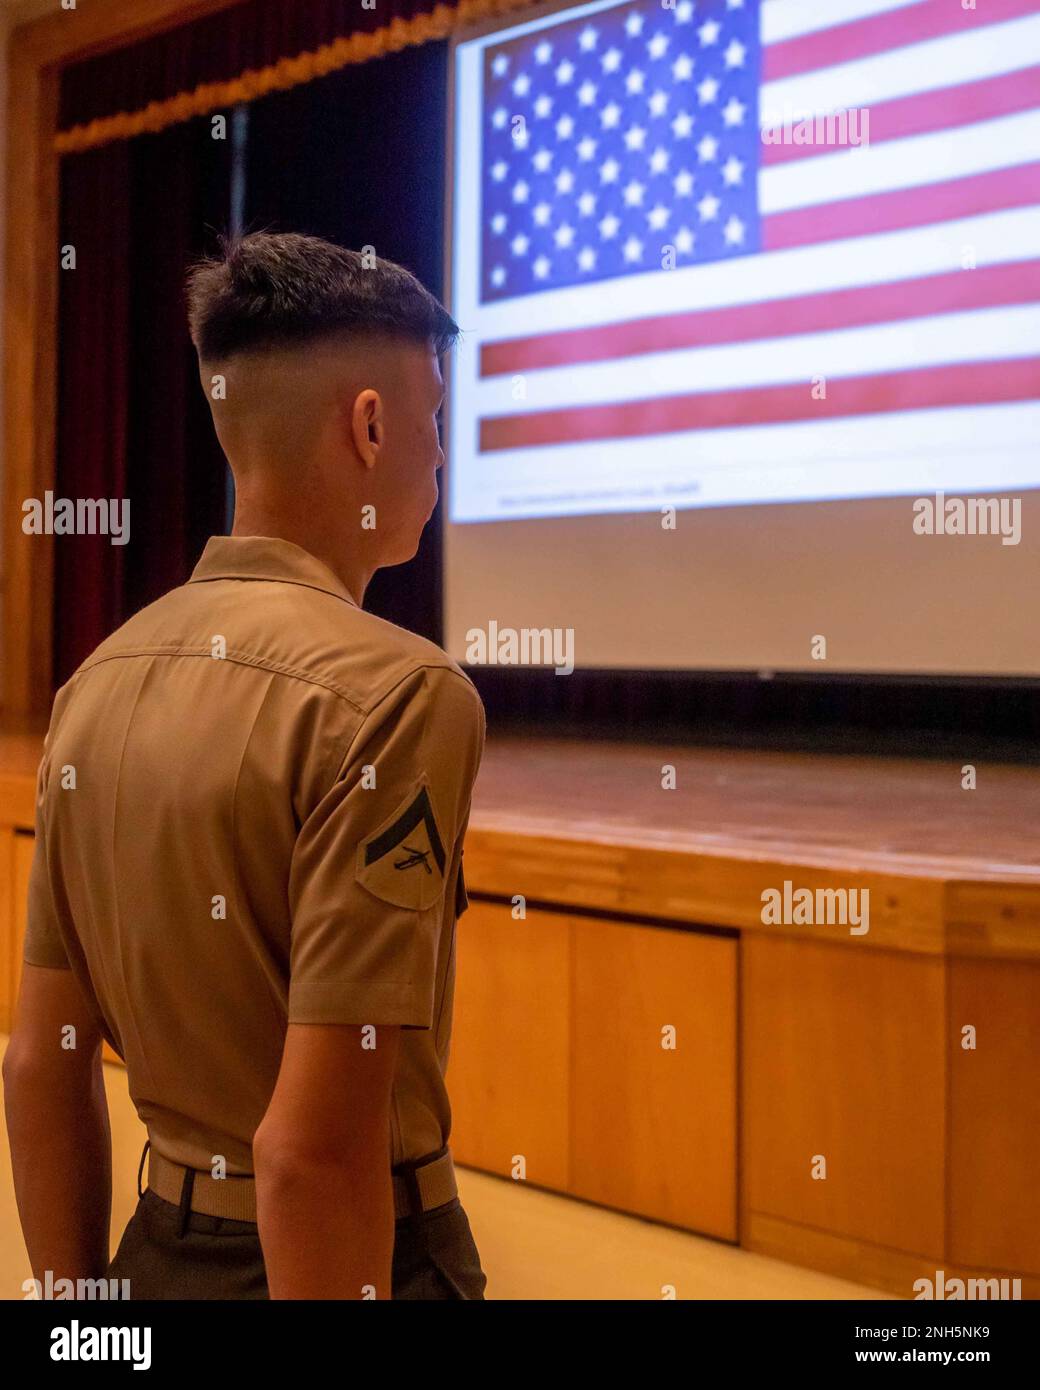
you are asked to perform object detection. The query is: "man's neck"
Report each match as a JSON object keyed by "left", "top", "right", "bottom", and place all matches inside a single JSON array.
[{"left": 230, "top": 509, "right": 373, "bottom": 607}]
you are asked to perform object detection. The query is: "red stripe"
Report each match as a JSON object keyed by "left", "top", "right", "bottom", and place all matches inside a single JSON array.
[
  {"left": 763, "top": 0, "right": 1040, "bottom": 83},
  {"left": 478, "top": 359, "right": 1040, "bottom": 452},
  {"left": 761, "top": 66, "right": 1040, "bottom": 165},
  {"left": 480, "top": 261, "right": 1040, "bottom": 377},
  {"left": 763, "top": 162, "right": 1040, "bottom": 252}
]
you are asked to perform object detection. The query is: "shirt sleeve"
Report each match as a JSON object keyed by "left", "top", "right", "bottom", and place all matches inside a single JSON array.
[
  {"left": 22, "top": 743, "right": 72, "bottom": 970},
  {"left": 287, "top": 664, "right": 486, "bottom": 1028}
]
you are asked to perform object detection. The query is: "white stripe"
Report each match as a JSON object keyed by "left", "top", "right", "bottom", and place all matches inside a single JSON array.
[
  {"left": 760, "top": 14, "right": 1040, "bottom": 119},
  {"left": 761, "top": 0, "right": 929, "bottom": 45},
  {"left": 451, "top": 404, "right": 1040, "bottom": 521},
  {"left": 760, "top": 110, "right": 1040, "bottom": 213},
  {"left": 472, "top": 307, "right": 1040, "bottom": 414},
  {"left": 466, "top": 208, "right": 1040, "bottom": 341}
]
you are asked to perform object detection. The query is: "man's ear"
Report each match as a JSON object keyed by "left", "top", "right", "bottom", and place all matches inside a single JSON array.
[{"left": 350, "top": 388, "right": 383, "bottom": 467}]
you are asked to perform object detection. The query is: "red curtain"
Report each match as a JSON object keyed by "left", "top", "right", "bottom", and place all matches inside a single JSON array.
[
  {"left": 54, "top": 143, "right": 131, "bottom": 682},
  {"left": 53, "top": 119, "right": 231, "bottom": 688}
]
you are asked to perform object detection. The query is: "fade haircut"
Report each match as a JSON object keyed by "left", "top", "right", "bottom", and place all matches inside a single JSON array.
[{"left": 186, "top": 231, "right": 459, "bottom": 362}]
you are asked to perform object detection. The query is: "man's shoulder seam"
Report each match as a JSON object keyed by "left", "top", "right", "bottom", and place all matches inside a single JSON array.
[
  {"left": 73, "top": 646, "right": 370, "bottom": 713},
  {"left": 72, "top": 645, "right": 474, "bottom": 715}
]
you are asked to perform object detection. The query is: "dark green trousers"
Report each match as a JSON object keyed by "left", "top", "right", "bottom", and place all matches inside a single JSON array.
[{"left": 107, "top": 1188, "right": 487, "bottom": 1300}]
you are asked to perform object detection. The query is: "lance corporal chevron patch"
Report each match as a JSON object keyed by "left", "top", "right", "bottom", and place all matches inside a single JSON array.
[{"left": 356, "top": 781, "right": 447, "bottom": 911}]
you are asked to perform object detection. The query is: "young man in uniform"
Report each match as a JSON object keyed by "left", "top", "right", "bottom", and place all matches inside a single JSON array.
[{"left": 3, "top": 232, "right": 487, "bottom": 1300}]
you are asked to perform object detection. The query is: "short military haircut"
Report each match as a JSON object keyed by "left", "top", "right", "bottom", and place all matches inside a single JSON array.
[{"left": 186, "top": 231, "right": 459, "bottom": 362}]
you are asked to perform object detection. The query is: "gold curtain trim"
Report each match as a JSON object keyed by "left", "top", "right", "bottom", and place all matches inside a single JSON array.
[{"left": 54, "top": 0, "right": 533, "bottom": 154}]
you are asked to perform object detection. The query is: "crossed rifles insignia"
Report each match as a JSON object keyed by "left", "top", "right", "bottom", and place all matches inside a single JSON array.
[{"left": 356, "top": 784, "right": 447, "bottom": 911}]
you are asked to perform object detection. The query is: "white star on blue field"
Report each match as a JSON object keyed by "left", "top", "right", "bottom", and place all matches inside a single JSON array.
[{"left": 481, "top": 0, "right": 762, "bottom": 302}]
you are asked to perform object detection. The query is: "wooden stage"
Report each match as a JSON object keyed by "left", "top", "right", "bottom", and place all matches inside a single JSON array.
[{"left": 3, "top": 727, "right": 1038, "bottom": 1298}]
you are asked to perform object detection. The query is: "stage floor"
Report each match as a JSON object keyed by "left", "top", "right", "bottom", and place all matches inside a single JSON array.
[{"left": 469, "top": 736, "right": 1040, "bottom": 879}]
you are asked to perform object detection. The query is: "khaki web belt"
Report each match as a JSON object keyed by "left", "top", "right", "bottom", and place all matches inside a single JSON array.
[{"left": 144, "top": 1142, "right": 458, "bottom": 1224}]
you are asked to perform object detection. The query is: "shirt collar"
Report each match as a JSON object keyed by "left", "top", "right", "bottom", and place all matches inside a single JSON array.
[{"left": 188, "top": 535, "right": 360, "bottom": 608}]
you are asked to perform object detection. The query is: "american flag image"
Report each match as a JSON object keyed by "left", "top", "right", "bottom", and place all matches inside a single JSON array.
[
  {"left": 481, "top": 0, "right": 762, "bottom": 300},
  {"left": 449, "top": 0, "right": 1040, "bottom": 520}
]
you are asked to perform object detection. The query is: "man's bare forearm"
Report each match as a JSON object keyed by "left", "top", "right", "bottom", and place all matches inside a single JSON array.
[
  {"left": 3, "top": 1052, "right": 112, "bottom": 1288},
  {"left": 255, "top": 1146, "right": 396, "bottom": 1299}
]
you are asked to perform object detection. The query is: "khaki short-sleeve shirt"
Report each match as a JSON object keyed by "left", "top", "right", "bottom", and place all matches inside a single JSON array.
[{"left": 23, "top": 535, "right": 486, "bottom": 1174}]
